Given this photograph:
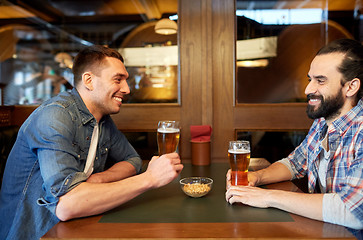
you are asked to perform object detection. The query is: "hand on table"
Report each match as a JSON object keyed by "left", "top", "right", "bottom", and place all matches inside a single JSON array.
[
  {"left": 226, "top": 169, "right": 272, "bottom": 208},
  {"left": 225, "top": 185, "right": 274, "bottom": 208}
]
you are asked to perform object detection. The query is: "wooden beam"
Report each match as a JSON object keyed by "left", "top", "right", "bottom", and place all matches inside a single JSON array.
[{"left": 14, "top": 1, "right": 59, "bottom": 22}]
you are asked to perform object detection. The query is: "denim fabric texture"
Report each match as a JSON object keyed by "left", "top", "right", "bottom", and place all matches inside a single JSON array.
[{"left": 0, "top": 88, "right": 142, "bottom": 240}]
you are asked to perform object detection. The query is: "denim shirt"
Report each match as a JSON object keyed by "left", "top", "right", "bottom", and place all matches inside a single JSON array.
[{"left": 0, "top": 88, "right": 142, "bottom": 240}]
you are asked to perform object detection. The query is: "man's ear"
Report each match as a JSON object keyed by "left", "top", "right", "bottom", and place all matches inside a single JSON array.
[
  {"left": 345, "top": 78, "right": 360, "bottom": 98},
  {"left": 82, "top": 72, "right": 93, "bottom": 91}
]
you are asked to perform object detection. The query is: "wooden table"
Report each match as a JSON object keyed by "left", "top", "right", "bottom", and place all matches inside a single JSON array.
[{"left": 42, "top": 159, "right": 356, "bottom": 239}]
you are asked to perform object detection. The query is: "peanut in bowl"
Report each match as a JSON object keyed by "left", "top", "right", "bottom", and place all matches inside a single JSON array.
[{"left": 179, "top": 177, "right": 213, "bottom": 198}]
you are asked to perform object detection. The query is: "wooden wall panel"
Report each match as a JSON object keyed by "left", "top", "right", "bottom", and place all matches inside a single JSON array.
[
  {"left": 211, "top": 0, "right": 235, "bottom": 159},
  {"left": 12, "top": 106, "right": 36, "bottom": 127},
  {"left": 111, "top": 105, "right": 180, "bottom": 131},
  {"left": 200, "top": 0, "right": 213, "bottom": 126},
  {"left": 234, "top": 104, "right": 313, "bottom": 131}
]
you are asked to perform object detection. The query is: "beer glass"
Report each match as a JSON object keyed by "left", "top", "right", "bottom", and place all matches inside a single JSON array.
[
  {"left": 228, "top": 140, "right": 251, "bottom": 186},
  {"left": 157, "top": 121, "right": 180, "bottom": 156}
]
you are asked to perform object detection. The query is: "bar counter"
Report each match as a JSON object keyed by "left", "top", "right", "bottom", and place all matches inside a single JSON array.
[{"left": 41, "top": 159, "right": 356, "bottom": 239}]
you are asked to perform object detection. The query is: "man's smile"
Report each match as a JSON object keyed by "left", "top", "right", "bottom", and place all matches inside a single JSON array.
[
  {"left": 113, "top": 96, "right": 123, "bottom": 104},
  {"left": 307, "top": 94, "right": 322, "bottom": 106}
]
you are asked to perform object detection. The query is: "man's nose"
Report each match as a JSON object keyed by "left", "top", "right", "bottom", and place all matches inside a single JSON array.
[
  {"left": 304, "top": 80, "right": 317, "bottom": 96},
  {"left": 120, "top": 80, "right": 130, "bottom": 94}
]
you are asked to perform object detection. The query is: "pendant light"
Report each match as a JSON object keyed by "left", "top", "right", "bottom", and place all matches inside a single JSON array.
[{"left": 154, "top": 18, "right": 177, "bottom": 35}]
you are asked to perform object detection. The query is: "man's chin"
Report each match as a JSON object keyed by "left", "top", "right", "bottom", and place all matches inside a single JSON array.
[
  {"left": 306, "top": 106, "right": 321, "bottom": 119},
  {"left": 109, "top": 106, "right": 122, "bottom": 115}
]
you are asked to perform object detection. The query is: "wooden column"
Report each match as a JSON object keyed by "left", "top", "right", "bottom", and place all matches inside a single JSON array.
[
  {"left": 179, "top": 0, "right": 235, "bottom": 160},
  {"left": 211, "top": 0, "right": 235, "bottom": 159}
]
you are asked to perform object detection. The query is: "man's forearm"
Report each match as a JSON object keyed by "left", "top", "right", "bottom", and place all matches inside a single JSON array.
[
  {"left": 255, "top": 162, "right": 293, "bottom": 186},
  {"left": 56, "top": 171, "right": 153, "bottom": 221},
  {"left": 87, "top": 161, "right": 137, "bottom": 183},
  {"left": 267, "top": 189, "right": 323, "bottom": 221}
]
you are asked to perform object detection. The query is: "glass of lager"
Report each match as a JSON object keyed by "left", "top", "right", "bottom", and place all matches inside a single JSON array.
[
  {"left": 228, "top": 141, "right": 251, "bottom": 186},
  {"left": 157, "top": 121, "right": 180, "bottom": 156}
]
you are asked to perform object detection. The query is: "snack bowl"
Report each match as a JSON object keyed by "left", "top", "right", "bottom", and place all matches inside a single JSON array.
[{"left": 179, "top": 177, "right": 213, "bottom": 198}]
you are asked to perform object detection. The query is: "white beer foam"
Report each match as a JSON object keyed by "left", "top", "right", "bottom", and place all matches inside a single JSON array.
[
  {"left": 157, "top": 128, "right": 180, "bottom": 133},
  {"left": 228, "top": 149, "right": 250, "bottom": 154}
]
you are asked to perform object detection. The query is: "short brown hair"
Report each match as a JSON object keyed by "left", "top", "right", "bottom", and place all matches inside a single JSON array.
[{"left": 72, "top": 45, "right": 124, "bottom": 87}]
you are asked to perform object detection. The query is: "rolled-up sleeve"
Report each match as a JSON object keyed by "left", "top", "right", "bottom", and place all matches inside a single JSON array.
[{"left": 323, "top": 193, "right": 363, "bottom": 229}]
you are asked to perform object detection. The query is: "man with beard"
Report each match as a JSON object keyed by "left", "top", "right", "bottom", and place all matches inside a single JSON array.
[
  {"left": 0, "top": 45, "right": 183, "bottom": 240},
  {"left": 226, "top": 39, "right": 363, "bottom": 232}
]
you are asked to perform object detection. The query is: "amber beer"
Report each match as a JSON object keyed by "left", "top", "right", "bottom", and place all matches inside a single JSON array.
[
  {"left": 228, "top": 141, "right": 251, "bottom": 186},
  {"left": 157, "top": 123, "right": 180, "bottom": 156},
  {"left": 157, "top": 128, "right": 180, "bottom": 155}
]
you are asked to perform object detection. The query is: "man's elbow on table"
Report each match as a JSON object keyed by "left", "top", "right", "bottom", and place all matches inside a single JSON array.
[
  {"left": 55, "top": 196, "right": 78, "bottom": 221},
  {"left": 55, "top": 184, "right": 90, "bottom": 221}
]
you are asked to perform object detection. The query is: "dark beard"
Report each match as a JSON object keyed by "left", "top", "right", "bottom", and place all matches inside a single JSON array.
[{"left": 306, "top": 90, "right": 344, "bottom": 120}]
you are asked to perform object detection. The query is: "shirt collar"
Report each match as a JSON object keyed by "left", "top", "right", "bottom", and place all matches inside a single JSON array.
[
  {"left": 315, "top": 98, "right": 362, "bottom": 137},
  {"left": 70, "top": 88, "right": 95, "bottom": 125},
  {"left": 329, "top": 98, "right": 363, "bottom": 134}
]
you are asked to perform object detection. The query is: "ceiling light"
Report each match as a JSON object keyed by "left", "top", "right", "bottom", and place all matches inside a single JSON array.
[
  {"left": 55, "top": 52, "right": 73, "bottom": 68},
  {"left": 155, "top": 18, "right": 177, "bottom": 35}
]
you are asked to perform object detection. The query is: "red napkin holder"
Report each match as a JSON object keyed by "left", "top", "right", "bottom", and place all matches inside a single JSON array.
[{"left": 190, "top": 125, "right": 212, "bottom": 166}]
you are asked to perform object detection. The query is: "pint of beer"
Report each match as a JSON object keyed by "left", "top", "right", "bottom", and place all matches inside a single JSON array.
[
  {"left": 228, "top": 141, "right": 250, "bottom": 186},
  {"left": 157, "top": 121, "right": 180, "bottom": 156}
]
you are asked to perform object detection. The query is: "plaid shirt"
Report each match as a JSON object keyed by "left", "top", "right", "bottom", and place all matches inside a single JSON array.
[{"left": 285, "top": 99, "right": 363, "bottom": 222}]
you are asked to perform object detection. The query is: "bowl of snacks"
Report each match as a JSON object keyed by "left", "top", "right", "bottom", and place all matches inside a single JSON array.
[{"left": 179, "top": 177, "right": 213, "bottom": 198}]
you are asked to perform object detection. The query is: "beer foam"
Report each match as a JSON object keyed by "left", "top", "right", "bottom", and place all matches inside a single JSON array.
[
  {"left": 228, "top": 149, "right": 250, "bottom": 154},
  {"left": 157, "top": 128, "right": 180, "bottom": 133}
]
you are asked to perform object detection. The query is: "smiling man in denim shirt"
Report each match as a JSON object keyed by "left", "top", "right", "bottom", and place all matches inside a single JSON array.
[
  {"left": 0, "top": 45, "right": 184, "bottom": 240},
  {"left": 226, "top": 39, "right": 363, "bottom": 235}
]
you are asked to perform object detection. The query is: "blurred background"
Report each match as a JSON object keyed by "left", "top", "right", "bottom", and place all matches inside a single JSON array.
[{"left": 0, "top": 0, "right": 361, "bottom": 163}]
